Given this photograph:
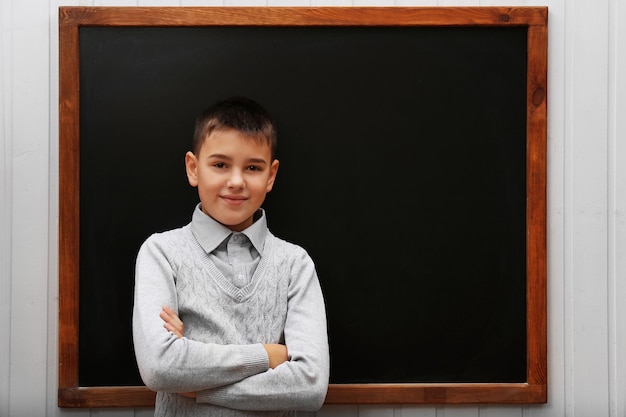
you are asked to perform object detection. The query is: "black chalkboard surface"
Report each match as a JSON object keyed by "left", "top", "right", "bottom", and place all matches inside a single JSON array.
[{"left": 59, "top": 7, "right": 547, "bottom": 407}]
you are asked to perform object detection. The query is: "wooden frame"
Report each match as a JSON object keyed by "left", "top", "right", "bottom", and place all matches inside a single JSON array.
[{"left": 58, "top": 6, "right": 548, "bottom": 407}]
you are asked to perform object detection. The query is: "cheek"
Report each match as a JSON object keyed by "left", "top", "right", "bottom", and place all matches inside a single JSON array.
[
  {"left": 246, "top": 177, "right": 270, "bottom": 195},
  {"left": 197, "top": 174, "right": 221, "bottom": 191}
]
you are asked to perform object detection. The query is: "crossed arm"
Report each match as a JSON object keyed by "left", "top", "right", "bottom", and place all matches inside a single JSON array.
[
  {"left": 134, "top": 236, "right": 329, "bottom": 410},
  {"left": 159, "top": 306, "right": 290, "bottom": 399}
]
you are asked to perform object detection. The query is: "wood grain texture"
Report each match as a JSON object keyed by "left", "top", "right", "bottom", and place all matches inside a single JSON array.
[
  {"left": 525, "top": 22, "right": 548, "bottom": 390},
  {"left": 57, "top": 6, "right": 548, "bottom": 408},
  {"left": 58, "top": 15, "right": 81, "bottom": 400},
  {"left": 58, "top": 6, "right": 547, "bottom": 27}
]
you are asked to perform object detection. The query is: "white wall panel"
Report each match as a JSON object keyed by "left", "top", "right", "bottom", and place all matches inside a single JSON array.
[
  {"left": 137, "top": 0, "right": 182, "bottom": 5},
  {"left": 310, "top": 0, "right": 352, "bottom": 6},
  {"left": 565, "top": 1, "right": 611, "bottom": 416},
  {"left": 435, "top": 1, "right": 478, "bottom": 6},
  {"left": 0, "top": 0, "right": 13, "bottom": 415},
  {"left": 316, "top": 405, "right": 358, "bottom": 417},
  {"left": 479, "top": 406, "right": 522, "bottom": 417},
  {"left": 181, "top": 0, "right": 225, "bottom": 5},
  {"left": 528, "top": 3, "right": 567, "bottom": 417},
  {"left": 92, "top": 0, "right": 138, "bottom": 6},
  {"left": 224, "top": 0, "right": 267, "bottom": 6},
  {"left": 357, "top": 405, "right": 395, "bottom": 417},
  {"left": 608, "top": 0, "right": 626, "bottom": 415},
  {"left": 135, "top": 409, "right": 156, "bottom": 417},
  {"left": 393, "top": 0, "right": 437, "bottom": 6},
  {"left": 355, "top": 0, "right": 394, "bottom": 6},
  {"left": 90, "top": 410, "right": 136, "bottom": 417},
  {"left": 269, "top": 0, "right": 311, "bottom": 6},
  {"left": 47, "top": 1, "right": 61, "bottom": 415},
  {"left": 9, "top": 0, "right": 50, "bottom": 415},
  {"left": 1, "top": 0, "right": 625, "bottom": 416},
  {"left": 392, "top": 405, "right": 436, "bottom": 417},
  {"left": 436, "top": 407, "right": 478, "bottom": 417}
]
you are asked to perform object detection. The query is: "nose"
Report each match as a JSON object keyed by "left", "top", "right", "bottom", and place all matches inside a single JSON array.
[{"left": 227, "top": 169, "right": 245, "bottom": 189}]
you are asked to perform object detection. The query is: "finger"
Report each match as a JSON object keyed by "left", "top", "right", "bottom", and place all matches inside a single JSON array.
[
  {"left": 164, "top": 322, "right": 183, "bottom": 338},
  {"left": 161, "top": 306, "right": 184, "bottom": 337},
  {"left": 172, "top": 320, "right": 184, "bottom": 336},
  {"left": 162, "top": 307, "right": 183, "bottom": 325},
  {"left": 164, "top": 307, "right": 184, "bottom": 329}
]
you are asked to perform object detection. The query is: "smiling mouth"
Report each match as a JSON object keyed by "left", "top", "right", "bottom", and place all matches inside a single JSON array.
[{"left": 221, "top": 196, "right": 247, "bottom": 206}]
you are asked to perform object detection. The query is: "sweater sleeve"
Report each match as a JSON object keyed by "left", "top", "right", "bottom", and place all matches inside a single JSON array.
[
  {"left": 195, "top": 247, "right": 330, "bottom": 411},
  {"left": 132, "top": 233, "right": 270, "bottom": 393}
]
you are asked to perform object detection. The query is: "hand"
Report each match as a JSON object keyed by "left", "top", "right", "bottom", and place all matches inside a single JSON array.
[
  {"left": 263, "top": 344, "right": 289, "bottom": 369},
  {"left": 161, "top": 308, "right": 196, "bottom": 398},
  {"left": 160, "top": 306, "right": 184, "bottom": 338}
]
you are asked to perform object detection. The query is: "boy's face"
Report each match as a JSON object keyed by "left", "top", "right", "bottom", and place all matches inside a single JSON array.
[{"left": 185, "top": 129, "right": 279, "bottom": 232}]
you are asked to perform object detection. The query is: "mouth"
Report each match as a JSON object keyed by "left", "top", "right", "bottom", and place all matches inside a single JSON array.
[{"left": 221, "top": 195, "right": 247, "bottom": 206}]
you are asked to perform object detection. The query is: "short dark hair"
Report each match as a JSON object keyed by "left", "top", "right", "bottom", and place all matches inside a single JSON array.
[{"left": 192, "top": 97, "right": 277, "bottom": 159}]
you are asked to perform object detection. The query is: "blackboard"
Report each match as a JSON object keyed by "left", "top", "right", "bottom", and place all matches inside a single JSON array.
[{"left": 58, "top": 6, "right": 548, "bottom": 407}]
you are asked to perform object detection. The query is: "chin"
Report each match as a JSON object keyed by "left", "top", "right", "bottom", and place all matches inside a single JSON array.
[{"left": 220, "top": 217, "right": 252, "bottom": 231}]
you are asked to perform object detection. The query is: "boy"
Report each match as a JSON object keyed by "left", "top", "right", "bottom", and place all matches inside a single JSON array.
[{"left": 132, "top": 97, "right": 330, "bottom": 416}]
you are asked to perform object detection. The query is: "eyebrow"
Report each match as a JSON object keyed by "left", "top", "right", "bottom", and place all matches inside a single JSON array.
[
  {"left": 248, "top": 158, "right": 268, "bottom": 165},
  {"left": 207, "top": 154, "right": 268, "bottom": 165}
]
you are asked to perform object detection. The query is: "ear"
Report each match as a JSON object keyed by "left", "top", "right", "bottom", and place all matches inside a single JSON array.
[
  {"left": 266, "top": 159, "right": 280, "bottom": 192},
  {"left": 185, "top": 151, "right": 199, "bottom": 187}
]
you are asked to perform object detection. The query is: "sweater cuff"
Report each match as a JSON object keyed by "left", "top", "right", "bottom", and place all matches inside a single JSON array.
[{"left": 195, "top": 343, "right": 269, "bottom": 404}]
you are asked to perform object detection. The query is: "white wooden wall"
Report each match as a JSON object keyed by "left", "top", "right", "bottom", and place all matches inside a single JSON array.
[{"left": 1, "top": 0, "right": 625, "bottom": 416}]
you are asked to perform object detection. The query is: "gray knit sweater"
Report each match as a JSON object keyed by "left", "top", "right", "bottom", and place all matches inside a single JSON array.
[{"left": 132, "top": 208, "right": 330, "bottom": 416}]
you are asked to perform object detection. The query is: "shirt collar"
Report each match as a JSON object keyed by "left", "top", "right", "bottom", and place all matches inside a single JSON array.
[{"left": 190, "top": 203, "right": 268, "bottom": 254}]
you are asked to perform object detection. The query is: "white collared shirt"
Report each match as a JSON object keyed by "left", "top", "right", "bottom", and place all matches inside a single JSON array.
[{"left": 190, "top": 203, "right": 267, "bottom": 288}]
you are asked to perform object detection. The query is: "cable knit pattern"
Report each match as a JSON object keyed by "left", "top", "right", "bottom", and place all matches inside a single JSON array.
[{"left": 133, "top": 215, "right": 330, "bottom": 417}]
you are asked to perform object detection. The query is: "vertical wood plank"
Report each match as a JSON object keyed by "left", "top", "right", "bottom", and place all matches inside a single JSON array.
[
  {"left": 48, "top": 0, "right": 62, "bottom": 414},
  {"left": 310, "top": 0, "right": 352, "bottom": 6},
  {"left": 354, "top": 0, "right": 394, "bottom": 6},
  {"left": 225, "top": 0, "right": 268, "bottom": 6},
  {"left": 393, "top": 0, "right": 437, "bottom": 6},
  {"left": 478, "top": 0, "right": 535, "bottom": 6},
  {"left": 316, "top": 405, "right": 358, "bottom": 417},
  {"left": 565, "top": 0, "right": 610, "bottom": 416},
  {"left": 478, "top": 405, "right": 522, "bottom": 417},
  {"left": 181, "top": 0, "right": 224, "bottom": 5},
  {"left": 269, "top": 0, "right": 310, "bottom": 7},
  {"left": 137, "top": 0, "right": 181, "bottom": 5},
  {"left": 358, "top": 405, "right": 395, "bottom": 417},
  {"left": 392, "top": 405, "right": 436, "bottom": 417},
  {"left": 10, "top": 0, "right": 51, "bottom": 415},
  {"left": 134, "top": 408, "right": 156, "bottom": 417},
  {"left": 93, "top": 0, "right": 138, "bottom": 6},
  {"left": 0, "top": 0, "right": 12, "bottom": 414},
  {"left": 436, "top": 0, "right": 479, "bottom": 6},
  {"left": 91, "top": 410, "right": 136, "bottom": 417},
  {"left": 608, "top": 0, "right": 626, "bottom": 416},
  {"left": 437, "top": 406, "right": 478, "bottom": 417}
]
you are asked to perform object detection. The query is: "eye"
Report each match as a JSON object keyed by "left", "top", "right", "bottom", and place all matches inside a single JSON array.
[
  {"left": 212, "top": 162, "right": 227, "bottom": 169},
  {"left": 247, "top": 165, "right": 263, "bottom": 172}
]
